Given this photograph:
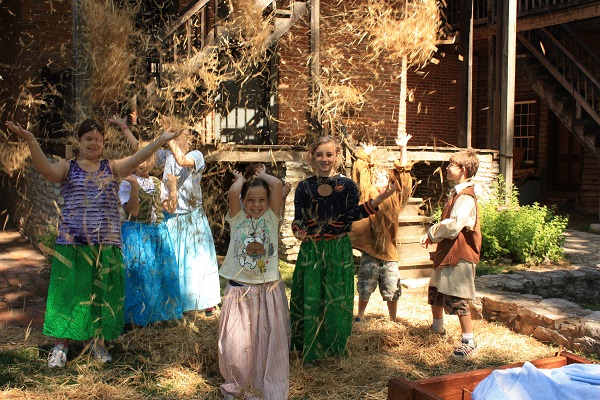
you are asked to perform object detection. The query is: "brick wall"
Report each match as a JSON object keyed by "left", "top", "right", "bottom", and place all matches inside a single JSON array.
[{"left": 0, "top": 0, "right": 72, "bottom": 121}]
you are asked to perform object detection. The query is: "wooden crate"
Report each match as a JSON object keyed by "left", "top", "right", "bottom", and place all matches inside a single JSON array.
[{"left": 387, "top": 351, "right": 590, "bottom": 400}]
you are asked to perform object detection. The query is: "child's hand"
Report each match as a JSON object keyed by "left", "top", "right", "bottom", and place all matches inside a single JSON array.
[
  {"left": 395, "top": 132, "right": 412, "bottom": 147},
  {"left": 381, "top": 181, "right": 399, "bottom": 198},
  {"left": 232, "top": 169, "right": 245, "bottom": 181},
  {"left": 293, "top": 228, "right": 308, "bottom": 241},
  {"left": 124, "top": 175, "right": 138, "bottom": 186},
  {"left": 5, "top": 121, "right": 34, "bottom": 141},
  {"left": 253, "top": 164, "right": 266, "bottom": 178},
  {"left": 420, "top": 234, "right": 431, "bottom": 249},
  {"left": 161, "top": 128, "right": 184, "bottom": 142},
  {"left": 108, "top": 115, "right": 128, "bottom": 130},
  {"left": 370, "top": 182, "right": 398, "bottom": 208}
]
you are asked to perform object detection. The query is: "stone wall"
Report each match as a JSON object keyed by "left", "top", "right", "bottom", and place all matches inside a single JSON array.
[
  {"left": 473, "top": 267, "right": 600, "bottom": 357},
  {"left": 18, "top": 157, "right": 63, "bottom": 251}
]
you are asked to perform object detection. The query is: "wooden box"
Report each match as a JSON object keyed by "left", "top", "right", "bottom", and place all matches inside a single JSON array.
[{"left": 387, "top": 351, "right": 590, "bottom": 400}]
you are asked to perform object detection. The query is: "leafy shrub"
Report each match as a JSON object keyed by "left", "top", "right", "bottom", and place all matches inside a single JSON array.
[{"left": 479, "top": 176, "right": 568, "bottom": 264}]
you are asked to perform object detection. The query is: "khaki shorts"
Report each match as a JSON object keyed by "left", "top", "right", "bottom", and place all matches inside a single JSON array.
[
  {"left": 427, "top": 286, "right": 470, "bottom": 316},
  {"left": 356, "top": 253, "right": 401, "bottom": 302}
]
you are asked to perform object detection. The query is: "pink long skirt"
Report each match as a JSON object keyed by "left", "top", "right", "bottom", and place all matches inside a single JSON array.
[{"left": 218, "top": 280, "right": 291, "bottom": 400}]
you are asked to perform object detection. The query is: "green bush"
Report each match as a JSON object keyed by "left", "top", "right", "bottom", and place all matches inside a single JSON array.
[{"left": 480, "top": 176, "right": 568, "bottom": 264}]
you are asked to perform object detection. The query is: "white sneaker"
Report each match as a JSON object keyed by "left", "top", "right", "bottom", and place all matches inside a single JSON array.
[
  {"left": 89, "top": 341, "right": 112, "bottom": 363},
  {"left": 48, "top": 343, "right": 68, "bottom": 368}
]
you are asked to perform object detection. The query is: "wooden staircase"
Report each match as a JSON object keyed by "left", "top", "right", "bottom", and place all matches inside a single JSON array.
[
  {"left": 161, "top": 0, "right": 306, "bottom": 75},
  {"left": 516, "top": 24, "right": 600, "bottom": 161}
]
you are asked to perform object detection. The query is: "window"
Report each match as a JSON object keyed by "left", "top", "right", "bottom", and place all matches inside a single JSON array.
[{"left": 514, "top": 100, "right": 537, "bottom": 165}]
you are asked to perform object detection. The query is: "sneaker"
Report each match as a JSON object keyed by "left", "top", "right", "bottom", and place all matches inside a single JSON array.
[
  {"left": 48, "top": 343, "right": 68, "bottom": 368},
  {"left": 452, "top": 339, "right": 477, "bottom": 358},
  {"left": 90, "top": 342, "right": 112, "bottom": 363}
]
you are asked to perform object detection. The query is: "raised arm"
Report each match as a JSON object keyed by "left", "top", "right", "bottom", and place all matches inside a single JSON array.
[
  {"left": 395, "top": 132, "right": 412, "bottom": 167},
  {"left": 5, "top": 121, "right": 69, "bottom": 183},
  {"left": 121, "top": 176, "right": 140, "bottom": 217},
  {"left": 111, "top": 128, "right": 182, "bottom": 179},
  {"left": 109, "top": 115, "right": 140, "bottom": 150},
  {"left": 167, "top": 131, "right": 195, "bottom": 168},
  {"left": 254, "top": 165, "right": 283, "bottom": 218},
  {"left": 228, "top": 169, "right": 245, "bottom": 217},
  {"left": 370, "top": 181, "right": 399, "bottom": 209}
]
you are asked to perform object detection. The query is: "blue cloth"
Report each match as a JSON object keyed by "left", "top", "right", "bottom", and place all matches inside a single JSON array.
[
  {"left": 121, "top": 220, "right": 182, "bottom": 326},
  {"left": 473, "top": 361, "right": 600, "bottom": 400},
  {"left": 157, "top": 149, "right": 206, "bottom": 214},
  {"left": 164, "top": 209, "right": 221, "bottom": 311}
]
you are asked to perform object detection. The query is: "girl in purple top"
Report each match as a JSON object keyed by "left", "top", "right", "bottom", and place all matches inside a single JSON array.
[{"left": 5, "top": 119, "right": 181, "bottom": 368}]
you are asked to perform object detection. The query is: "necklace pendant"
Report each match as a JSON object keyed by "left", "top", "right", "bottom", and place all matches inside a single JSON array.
[{"left": 317, "top": 184, "right": 333, "bottom": 197}]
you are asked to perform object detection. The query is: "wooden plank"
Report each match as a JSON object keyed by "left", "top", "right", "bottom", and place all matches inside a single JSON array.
[
  {"left": 387, "top": 352, "right": 590, "bottom": 400},
  {"left": 398, "top": 259, "right": 432, "bottom": 266},
  {"left": 399, "top": 216, "right": 433, "bottom": 224},
  {"left": 398, "top": 242, "right": 430, "bottom": 253},
  {"left": 397, "top": 225, "right": 429, "bottom": 236}
]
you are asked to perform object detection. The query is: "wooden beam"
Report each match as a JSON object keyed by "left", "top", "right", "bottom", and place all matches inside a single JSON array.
[
  {"left": 310, "top": 0, "right": 321, "bottom": 128},
  {"left": 474, "top": 3, "right": 600, "bottom": 41},
  {"left": 486, "top": 36, "right": 496, "bottom": 149},
  {"left": 458, "top": 0, "right": 474, "bottom": 148},
  {"left": 497, "top": 0, "right": 517, "bottom": 199}
]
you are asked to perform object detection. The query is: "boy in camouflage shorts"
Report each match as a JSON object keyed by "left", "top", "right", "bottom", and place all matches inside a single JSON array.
[{"left": 349, "top": 133, "right": 412, "bottom": 322}]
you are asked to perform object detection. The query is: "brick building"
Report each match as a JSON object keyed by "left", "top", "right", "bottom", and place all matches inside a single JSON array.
[{"left": 1, "top": 0, "right": 599, "bottom": 261}]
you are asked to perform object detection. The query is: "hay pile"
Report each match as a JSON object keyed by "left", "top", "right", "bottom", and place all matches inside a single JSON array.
[{"left": 0, "top": 285, "right": 559, "bottom": 400}]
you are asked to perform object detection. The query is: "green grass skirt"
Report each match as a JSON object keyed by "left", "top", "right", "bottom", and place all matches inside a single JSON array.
[
  {"left": 43, "top": 244, "right": 125, "bottom": 340},
  {"left": 290, "top": 236, "right": 355, "bottom": 363}
]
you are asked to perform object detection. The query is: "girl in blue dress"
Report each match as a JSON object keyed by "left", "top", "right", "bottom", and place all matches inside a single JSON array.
[{"left": 119, "top": 157, "right": 182, "bottom": 327}]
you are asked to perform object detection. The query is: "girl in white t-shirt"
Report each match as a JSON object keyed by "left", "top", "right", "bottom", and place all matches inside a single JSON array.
[{"left": 218, "top": 165, "right": 290, "bottom": 400}]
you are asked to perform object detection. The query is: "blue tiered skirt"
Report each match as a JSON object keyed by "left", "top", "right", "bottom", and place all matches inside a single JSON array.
[
  {"left": 121, "top": 220, "right": 182, "bottom": 326},
  {"left": 164, "top": 208, "right": 221, "bottom": 312}
]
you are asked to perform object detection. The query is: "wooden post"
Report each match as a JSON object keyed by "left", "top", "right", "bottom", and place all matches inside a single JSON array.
[
  {"left": 72, "top": 0, "right": 90, "bottom": 120},
  {"left": 397, "top": 57, "right": 408, "bottom": 140},
  {"left": 309, "top": 0, "right": 321, "bottom": 132},
  {"left": 486, "top": 36, "right": 496, "bottom": 149},
  {"left": 458, "top": 0, "right": 474, "bottom": 148},
  {"left": 496, "top": 0, "right": 517, "bottom": 201}
]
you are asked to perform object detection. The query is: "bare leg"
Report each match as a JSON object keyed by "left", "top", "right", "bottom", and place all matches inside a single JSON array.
[
  {"left": 431, "top": 304, "right": 444, "bottom": 320},
  {"left": 387, "top": 300, "right": 398, "bottom": 321},
  {"left": 458, "top": 313, "right": 473, "bottom": 334},
  {"left": 357, "top": 298, "right": 369, "bottom": 320}
]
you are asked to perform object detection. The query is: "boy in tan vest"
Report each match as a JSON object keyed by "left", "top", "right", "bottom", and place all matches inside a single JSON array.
[{"left": 420, "top": 149, "right": 481, "bottom": 358}]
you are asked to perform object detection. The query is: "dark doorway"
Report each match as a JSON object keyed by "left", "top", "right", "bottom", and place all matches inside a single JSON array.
[{"left": 549, "top": 113, "right": 583, "bottom": 193}]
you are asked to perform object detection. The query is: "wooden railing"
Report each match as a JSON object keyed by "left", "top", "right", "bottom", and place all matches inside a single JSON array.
[
  {"left": 162, "top": 0, "right": 211, "bottom": 62},
  {"left": 443, "top": 0, "right": 597, "bottom": 29},
  {"left": 518, "top": 25, "right": 600, "bottom": 126}
]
